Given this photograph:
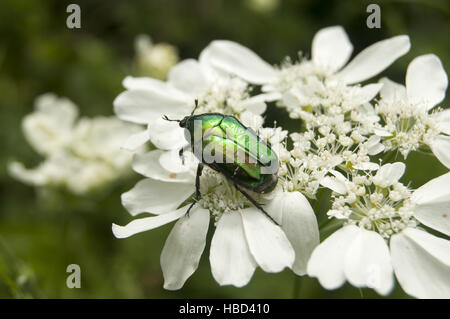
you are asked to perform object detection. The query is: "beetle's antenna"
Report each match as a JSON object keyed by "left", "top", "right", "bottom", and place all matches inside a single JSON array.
[
  {"left": 162, "top": 115, "right": 180, "bottom": 122},
  {"left": 190, "top": 99, "right": 199, "bottom": 116}
]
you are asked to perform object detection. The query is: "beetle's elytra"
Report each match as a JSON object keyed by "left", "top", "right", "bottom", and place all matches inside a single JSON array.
[{"left": 164, "top": 103, "right": 280, "bottom": 225}]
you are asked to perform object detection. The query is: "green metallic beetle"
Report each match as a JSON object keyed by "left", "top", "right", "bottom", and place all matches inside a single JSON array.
[{"left": 164, "top": 102, "right": 279, "bottom": 224}]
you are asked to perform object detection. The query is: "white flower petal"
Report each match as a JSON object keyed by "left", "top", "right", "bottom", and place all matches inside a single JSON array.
[
  {"left": 327, "top": 209, "right": 348, "bottom": 220},
  {"left": 430, "top": 135, "right": 450, "bottom": 169},
  {"left": 123, "top": 76, "right": 167, "bottom": 91},
  {"left": 373, "top": 127, "right": 393, "bottom": 137},
  {"left": 148, "top": 117, "right": 187, "bottom": 150},
  {"left": 434, "top": 109, "right": 450, "bottom": 135},
  {"left": 320, "top": 176, "right": 347, "bottom": 194},
  {"left": 307, "top": 225, "right": 359, "bottom": 290},
  {"left": 406, "top": 54, "right": 448, "bottom": 111},
  {"left": 239, "top": 111, "right": 264, "bottom": 131},
  {"left": 379, "top": 77, "right": 407, "bottom": 102},
  {"left": 241, "top": 207, "right": 294, "bottom": 273},
  {"left": 281, "top": 90, "right": 301, "bottom": 110},
  {"left": 9, "top": 152, "right": 72, "bottom": 188},
  {"left": 412, "top": 172, "right": 450, "bottom": 236},
  {"left": 372, "top": 162, "right": 405, "bottom": 187},
  {"left": 132, "top": 150, "right": 194, "bottom": 183},
  {"left": 112, "top": 207, "right": 185, "bottom": 239},
  {"left": 121, "top": 129, "right": 149, "bottom": 151},
  {"left": 267, "top": 191, "right": 319, "bottom": 275},
  {"left": 203, "top": 40, "right": 279, "bottom": 85},
  {"left": 34, "top": 93, "right": 78, "bottom": 125},
  {"left": 312, "top": 26, "right": 353, "bottom": 72},
  {"left": 368, "top": 143, "right": 385, "bottom": 155},
  {"left": 352, "top": 83, "right": 384, "bottom": 105},
  {"left": 365, "top": 135, "right": 385, "bottom": 155},
  {"left": 210, "top": 211, "right": 257, "bottom": 287},
  {"left": 113, "top": 87, "right": 188, "bottom": 124},
  {"left": 344, "top": 229, "right": 394, "bottom": 295},
  {"left": 402, "top": 228, "right": 450, "bottom": 266},
  {"left": 262, "top": 189, "right": 284, "bottom": 224},
  {"left": 121, "top": 178, "right": 194, "bottom": 216},
  {"left": 161, "top": 207, "right": 210, "bottom": 290},
  {"left": 23, "top": 94, "right": 78, "bottom": 156},
  {"left": 168, "top": 59, "right": 210, "bottom": 97},
  {"left": 353, "top": 162, "right": 380, "bottom": 171},
  {"left": 238, "top": 95, "right": 269, "bottom": 115},
  {"left": 390, "top": 228, "right": 450, "bottom": 298},
  {"left": 159, "top": 149, "right": 196, "bottom": 173},
  {"left": 336, "top": 35, "right": 410, "bottom": 84},
  {"left": 8, "top": 161, "right": 47, "bottom": 186}
]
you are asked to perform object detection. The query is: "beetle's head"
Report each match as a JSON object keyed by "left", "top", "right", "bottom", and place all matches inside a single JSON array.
[{"left": 179, "top": 116, "right": 189, "bottom": 128}]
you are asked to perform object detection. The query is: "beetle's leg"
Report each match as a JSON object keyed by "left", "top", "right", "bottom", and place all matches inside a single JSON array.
[
  {"left": 179, "top": 144, "right": 191, "bottom": 165},
  {"left": 179, "top": 148, "right": 185, "bottom": 165},
  {"left": 232, "top": 166, "right": 240, "bottom": 177},
  {"left": 234, "top": 184, "right": 280, "bottom": 226},
  {"left": 185, "top": 163, "right": 204, "bottom": 217}
]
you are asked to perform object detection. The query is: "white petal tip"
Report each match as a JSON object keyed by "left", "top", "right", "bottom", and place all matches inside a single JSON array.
[{"left": 112, "top": 223, "right": 128, "bottom": 239}]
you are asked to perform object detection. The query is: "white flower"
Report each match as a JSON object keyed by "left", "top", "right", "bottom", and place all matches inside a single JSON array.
[
  {"left": 9, "top": 93, "right": 140, "bottom": 194},
  {"left": 201, "top": 26, "right": 410, "bottom": 105},
  {"left": 376, "top": 54, "right": 450, "bottom": 166},
  {"left": 308, "top": 163, "right": 450, "bottom": 298}
]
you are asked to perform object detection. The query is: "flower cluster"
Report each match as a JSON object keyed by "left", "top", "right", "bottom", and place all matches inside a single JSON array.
[
  {"left": 374, "top": 55, "right": 450, "bottom": 165},
  {"left": 10, "top": 93, "right": 141, "bottom": 194},
  {"left": 112, "top": 26, "right": 450, "bottom": 298}
]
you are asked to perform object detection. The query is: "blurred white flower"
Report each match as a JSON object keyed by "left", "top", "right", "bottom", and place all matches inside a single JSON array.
[
  {"left": 112, "top": 54, "right": 320, "bottom": 289},
  {"left": 135, "top": 34, "right": 179, "bottom": 80},
  {"left": 9, "top": 93, "right": 141, "bottom": 194},
  {"left": 376, "top": 54, "right": 450, "bottom": 166},
  {"left": 246, "top": 0, "right": 280, "bottom": 14},
  {"left": 308, "top": 163, "right": 450, "bottom": 298}
]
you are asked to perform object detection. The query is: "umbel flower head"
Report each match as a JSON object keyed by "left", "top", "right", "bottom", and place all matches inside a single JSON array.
[
  {"left": 9, "top": 93, "right": 140, "bottom": 194},
  {"left": 308, "top": 163, "right": 450, "bottom": 298},
  {"left": 113, "top": 50, "right": 319, "bottom": 290},
  {"left": 375, "top": 54, "right": 449, "bottom": 166}
]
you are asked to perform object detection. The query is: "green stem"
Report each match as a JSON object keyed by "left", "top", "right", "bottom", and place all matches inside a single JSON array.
[{"left": 292, "top": 274, "right": 302, "bottom": 299}]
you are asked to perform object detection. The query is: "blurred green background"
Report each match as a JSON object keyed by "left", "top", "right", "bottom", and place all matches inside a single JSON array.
[{"left": 0, "top": 0, "right": 449, "bottom": 298}]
